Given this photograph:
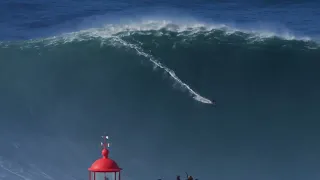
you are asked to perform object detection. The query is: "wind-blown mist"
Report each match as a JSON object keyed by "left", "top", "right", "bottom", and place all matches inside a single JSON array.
[{"left": 0, "top": 21, "right": 320, "bottom": 180}]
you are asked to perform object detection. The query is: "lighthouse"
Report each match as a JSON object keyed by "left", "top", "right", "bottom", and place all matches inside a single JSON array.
[{"left": 88, "top": 135, "right": 122, "bottom": 180}]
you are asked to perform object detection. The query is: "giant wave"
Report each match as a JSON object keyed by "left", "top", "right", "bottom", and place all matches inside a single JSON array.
[
  {"left": 1, "top": 20, "right": 320, "bottom": 180},
  {"left": 1, "top": 20, "right": 319, "bottom": 105}
]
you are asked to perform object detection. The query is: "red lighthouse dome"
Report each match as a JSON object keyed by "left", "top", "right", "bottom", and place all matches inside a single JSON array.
[
  {"left": 88, "top": 135, "right": 122, "bottom": 180},
  {"left": 89, "top": 148, "right": 121, "bottom": 172}
]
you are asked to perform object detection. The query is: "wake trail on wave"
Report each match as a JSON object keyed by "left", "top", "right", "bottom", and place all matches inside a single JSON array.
[{"left": 110, "top": 36, "right": 213, "bottom": 104}]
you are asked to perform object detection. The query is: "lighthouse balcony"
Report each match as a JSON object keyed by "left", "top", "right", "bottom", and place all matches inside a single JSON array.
[{"left": 89, "top": 172, "right": 121, "bottom": 180}]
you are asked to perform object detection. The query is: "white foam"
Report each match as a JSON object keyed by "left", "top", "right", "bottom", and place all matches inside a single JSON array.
[{"left": 38, "top": 19, "right": 312, "bottom": 45}]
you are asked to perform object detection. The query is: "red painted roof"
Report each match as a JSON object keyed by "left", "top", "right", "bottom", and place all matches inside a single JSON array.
[{"left": 88, "top": 148, "right": 122, "bottom": 172}]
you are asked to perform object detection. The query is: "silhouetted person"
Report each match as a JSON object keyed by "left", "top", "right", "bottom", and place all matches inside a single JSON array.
[
  {"left": 187, "top": 176, "right": 193, "bottom": 180},
  {"left": 177, "top": 176, "right": 181, "bottom": 180}
]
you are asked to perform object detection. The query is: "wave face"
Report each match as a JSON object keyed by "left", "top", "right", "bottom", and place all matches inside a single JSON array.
[{"left": 1, "top": 22, "right": 320, "bottom": 180}]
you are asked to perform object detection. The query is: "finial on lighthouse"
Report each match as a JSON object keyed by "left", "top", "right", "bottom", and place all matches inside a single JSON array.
[
  {"left": 88, "top": 134, "right": 122, "bottom": 176},
  {"left": 100, "top": 134, "right": 110, "bottom": 158}
]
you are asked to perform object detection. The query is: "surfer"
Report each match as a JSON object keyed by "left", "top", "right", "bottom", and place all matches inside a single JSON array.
[
  {"left": 212, "top": 99, "right": 216, "bottom": 106},
  {"left": 176, "top": 175, "right": 181, "bottom": 180}
]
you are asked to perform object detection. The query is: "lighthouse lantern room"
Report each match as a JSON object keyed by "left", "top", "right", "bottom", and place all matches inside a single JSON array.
[{"left": 88, "top": 135, "right": 122, "bottom": 180}]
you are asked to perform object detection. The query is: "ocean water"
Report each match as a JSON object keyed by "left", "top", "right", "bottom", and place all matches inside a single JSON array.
[{"left": 0, "top": 0, "right": 320, "bottom": 180}]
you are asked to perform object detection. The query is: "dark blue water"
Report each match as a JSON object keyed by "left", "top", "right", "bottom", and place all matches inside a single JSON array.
[
  {"left": 1, "top": 0, "right": 320, "bottom": 41},
  {"left": 0, "top": 0, "right": 320, "bottom": 180}
]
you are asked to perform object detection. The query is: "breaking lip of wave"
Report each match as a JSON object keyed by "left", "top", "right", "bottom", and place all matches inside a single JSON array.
[
  {"left": 3, "top": 19, "right": 316, "bottom": 48},
  {"left": 38, "top": 19, "right": 313, "bottom": 44},
  {"left": 1, "top": 20, "right": 317, "bottom": 105}
]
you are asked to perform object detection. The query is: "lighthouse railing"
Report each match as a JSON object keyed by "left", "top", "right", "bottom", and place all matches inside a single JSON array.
[{"left": 90, "top": 172, "right": 119, "bottom": 180}]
